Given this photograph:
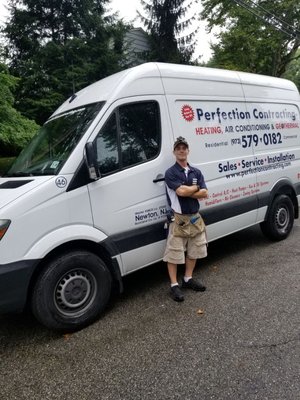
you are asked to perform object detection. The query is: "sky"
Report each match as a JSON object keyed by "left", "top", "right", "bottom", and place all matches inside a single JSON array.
[{"left": 0, "top": 0, "right": 213, "bottom": 61}]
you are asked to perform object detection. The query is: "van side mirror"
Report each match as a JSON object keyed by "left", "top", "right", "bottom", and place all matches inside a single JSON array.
[{"left": 85, "top": 142, "right": 101, "bottom": 180}]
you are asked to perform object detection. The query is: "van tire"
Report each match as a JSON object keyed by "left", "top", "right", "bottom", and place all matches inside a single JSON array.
[
  {"left": 260, "top": 194, "right": 294, "bottom": 241},
  {"left": 31, "top": 251, "right": 112, "bottom": 331}
]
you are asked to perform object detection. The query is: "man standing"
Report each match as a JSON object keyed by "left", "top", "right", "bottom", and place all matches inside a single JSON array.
[{"left": 163, "top": 136, "right": 208, "bottom": 302}]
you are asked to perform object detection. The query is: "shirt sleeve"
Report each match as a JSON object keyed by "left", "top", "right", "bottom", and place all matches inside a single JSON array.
[
  {"left": 165, "top": 168, "right": 182, "bottom": 191},
  {"left": 197, "top": 170, "right": 207, "bottom": 190}
]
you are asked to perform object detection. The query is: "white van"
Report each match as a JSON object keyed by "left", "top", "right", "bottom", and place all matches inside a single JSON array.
[{"left": 0, "top": 63, "right": 299, "bottom": 331}]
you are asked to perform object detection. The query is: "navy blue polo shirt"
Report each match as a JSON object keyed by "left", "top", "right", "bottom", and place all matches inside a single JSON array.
[{"left": 165, "top": 162, "right": 207, "bottom": 214}]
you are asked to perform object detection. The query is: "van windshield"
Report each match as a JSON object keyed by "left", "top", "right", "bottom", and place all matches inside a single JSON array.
[{"left": 5, "top": 102, "right": 104, "bottom": 177}]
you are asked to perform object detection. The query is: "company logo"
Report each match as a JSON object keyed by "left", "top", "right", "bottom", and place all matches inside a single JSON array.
[
  {"left": 181, "top": 105, "right": 194, "bottom": 122},
  {"left": 55, "top": 176, "right": 67, "bottom": 188}
]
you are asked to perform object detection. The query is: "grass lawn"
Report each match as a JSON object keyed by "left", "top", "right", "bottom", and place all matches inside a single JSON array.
[{"left": 0, "top": 157, "right": 15, "bottom": 176}]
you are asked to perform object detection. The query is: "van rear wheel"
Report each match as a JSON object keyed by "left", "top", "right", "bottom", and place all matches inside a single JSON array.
[
  {"left": 31, "top": 251, "right": 112, "bottom": 331},
  {"left": 260, "top": 194, "right": 294, "bottom": 241}
]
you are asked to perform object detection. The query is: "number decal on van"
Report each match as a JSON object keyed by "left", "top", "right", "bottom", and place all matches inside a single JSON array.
[{"left": 55, "top": 176, "right": 67, "bottom": 188}]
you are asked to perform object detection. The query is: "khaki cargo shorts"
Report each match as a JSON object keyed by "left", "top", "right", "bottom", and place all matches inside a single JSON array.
[{"left": 163, "top": 221, "right": 207, "bottom": 264}]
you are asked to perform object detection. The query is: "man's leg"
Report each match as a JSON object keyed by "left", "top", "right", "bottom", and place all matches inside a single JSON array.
[
  {"left": 167, "top": 263, "right": 178, "bottom": 285},
  {"left": 167, "top": 263, "right": 184, "bottom": 302},
  {"left": 163, "top": 224, "right": 185, "bottom": 301},
  {"left": 184, "top": 257, "right": 197, "bottom": 277},
  {"left": 182, "top": 257, "right": 206, "bottom": 292}
]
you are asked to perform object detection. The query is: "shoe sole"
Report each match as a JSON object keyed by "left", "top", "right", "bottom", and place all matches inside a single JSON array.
[
  {"left": 170, "top": 291, "right": 184, "bottom": 302},
  {"left": 182, "top": 285, "right": 206, "bottom": 292},
  {"left": 171, "top": 296, "right": 184, "bottom": 302}
]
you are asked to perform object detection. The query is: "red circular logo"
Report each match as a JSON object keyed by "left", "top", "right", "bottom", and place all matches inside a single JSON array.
[{"left": 181, "top": 105, "right": 194, "bottom": 122}]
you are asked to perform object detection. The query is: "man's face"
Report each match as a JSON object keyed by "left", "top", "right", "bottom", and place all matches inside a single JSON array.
[{"left": 173, "top": 144, "right": 189, "bottom": 162}]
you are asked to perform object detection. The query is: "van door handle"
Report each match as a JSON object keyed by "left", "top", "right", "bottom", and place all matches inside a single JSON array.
[{"left": 153, "top": 174, "right": 165, "bottom": 183}]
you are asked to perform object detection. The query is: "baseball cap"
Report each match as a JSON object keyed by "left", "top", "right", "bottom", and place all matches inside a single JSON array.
[{"left": 173, "top": 136, "right": 189, "bottom": 150}]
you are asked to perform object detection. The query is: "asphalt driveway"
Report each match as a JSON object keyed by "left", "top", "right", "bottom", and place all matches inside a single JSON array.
[{"left": 0, "top": 220, "right": 299, "bottom": 400}]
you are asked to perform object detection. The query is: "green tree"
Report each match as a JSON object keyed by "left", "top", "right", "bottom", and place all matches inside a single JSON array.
[
  {"left": 202, "top": 0, "right": 300, "bottom": 76},
  {"left": 3, "top": 0, "right": 130, "bottom": 124},
  {"left": 283, "top": 49, "right": 300, "bottom": 90},
  {"left": 138, "top": 0, "right": 199, "bottom": 64},
  {"left": 0, "top": 64, "right": 38, "bottom": 156}
]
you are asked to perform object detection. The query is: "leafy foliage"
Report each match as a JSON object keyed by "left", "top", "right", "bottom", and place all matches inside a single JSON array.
[
  {"left": 202, "top": 0, "right": 300, "bottom": 77},
  {"left": 282, "top": 49, "right": 300, "bottom": 90},
  {"left": 3, "top": 0, "right": 130, "bottom": 125},
  {"left": 138, "top": 0, "right": 199, "bottom": 64},
  {"left": 0, "top": 63, "right": 39, "bottom": 156},
  {"left": 0, "top": 157, "right": 15, "bottom": 175}
]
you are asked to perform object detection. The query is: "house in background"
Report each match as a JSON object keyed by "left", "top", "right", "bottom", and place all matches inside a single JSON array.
[{"left": 123, "top": 28, "right": 151, "bottom": 66}]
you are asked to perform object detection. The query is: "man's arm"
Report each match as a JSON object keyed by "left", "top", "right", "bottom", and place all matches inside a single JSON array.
[
  {"left": 175, "top": 184, "right": 200, "bottom": 197},
  {"left": 176, "top": 185, "right": 208, "bottom": 199},
  {"left": 190, "top": 188, "right": 208, "bottom": 199},
  {"left": 190, "top": 169, "right": 208, "bottom": 199}
]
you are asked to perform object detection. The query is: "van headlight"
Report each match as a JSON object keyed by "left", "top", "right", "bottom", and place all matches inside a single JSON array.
[{"left": 0, "top": 220, "right": 11, "bottom": 240}]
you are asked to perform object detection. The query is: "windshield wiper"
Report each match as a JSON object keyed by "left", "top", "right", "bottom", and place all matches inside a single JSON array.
[{"left": 4, "top": 171, "right": 34, "bottom": 177}]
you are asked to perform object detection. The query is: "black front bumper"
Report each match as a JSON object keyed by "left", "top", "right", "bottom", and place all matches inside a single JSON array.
[{"left": 0, "top": 260, "right": 38, "bottom": 313}]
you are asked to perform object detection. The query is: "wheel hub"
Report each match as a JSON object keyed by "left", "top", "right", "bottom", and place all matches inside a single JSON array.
[
  {"left": 275, "top": 206, "right": 289, "bottom": 230},
  {"left": 54, "top": 269, "right": 97, "bottom": 316}
]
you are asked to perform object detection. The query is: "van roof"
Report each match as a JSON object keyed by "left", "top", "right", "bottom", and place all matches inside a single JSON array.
[
  {"left": 51, "top": 62, "right": 299, "bottom": 117},
  {"left": 52, "top": 63, "right": 163, "bottom": 116}
]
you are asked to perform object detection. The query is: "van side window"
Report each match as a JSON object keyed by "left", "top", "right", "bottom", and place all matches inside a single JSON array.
[
  {"left": 96, "top": 101, "right": 161, "bottom": 175},
  {"left": 96, "top": 112, "right": 119, "bottom": 175},
  {"left": 119, "top": 102, "right": 160, "bottom": 168}
]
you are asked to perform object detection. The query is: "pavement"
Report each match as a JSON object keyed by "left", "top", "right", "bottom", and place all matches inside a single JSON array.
[{"left": 0, "top": 220, "right": 299, "bottom": 400}]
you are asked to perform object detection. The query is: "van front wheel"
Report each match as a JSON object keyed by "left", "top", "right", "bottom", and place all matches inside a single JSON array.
[
  {"left": 31, "top": 251, "right": 112, "bottom": 331},
  {"left": 260, "top": 194, "right": 294, "bottom": 241}
]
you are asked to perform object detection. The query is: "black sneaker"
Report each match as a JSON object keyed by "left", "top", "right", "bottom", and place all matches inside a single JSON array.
[
  {"left": 182, "top": 278, "right": 206, "bottom": 292},
  {"left": 170, "top": 285, "right": 184, "bottom": 302}
]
